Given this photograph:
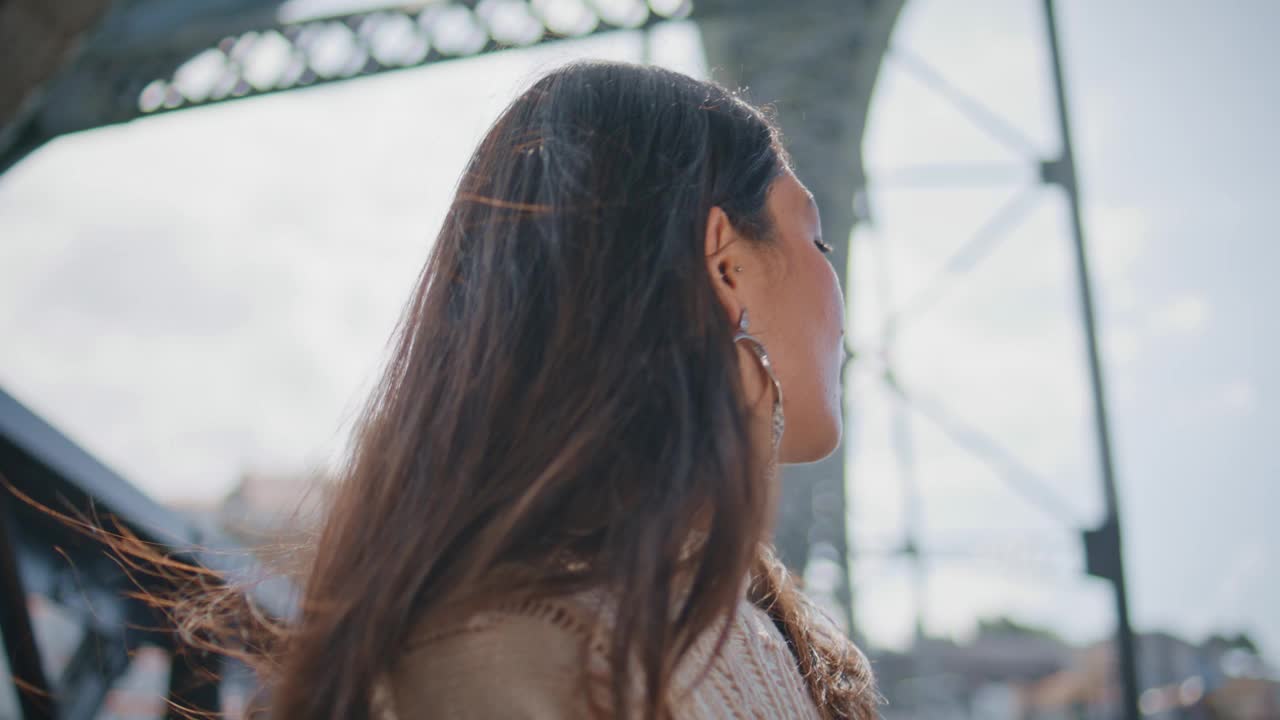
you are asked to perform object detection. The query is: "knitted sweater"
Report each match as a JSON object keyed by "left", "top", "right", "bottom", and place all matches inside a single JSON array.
[{"left": 386, "top": 590, "right": 823, "bottom": 719}]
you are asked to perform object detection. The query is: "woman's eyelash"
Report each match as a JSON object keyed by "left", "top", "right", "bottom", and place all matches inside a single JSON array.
[{"left": 815, "top": 240, "right": 834, "bottom": 254}]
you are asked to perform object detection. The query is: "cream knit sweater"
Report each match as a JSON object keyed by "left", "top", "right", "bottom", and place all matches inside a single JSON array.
[{"left": 387, "top": 590, "right": 823, "bottom": 719}]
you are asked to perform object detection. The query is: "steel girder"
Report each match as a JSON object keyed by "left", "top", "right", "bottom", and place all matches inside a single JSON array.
[
  {"left": 0, "top": 0, "right": 701, "bottom": 172},
  {"left": 0, "top": 388, "right": 291, "bottom": 719}
]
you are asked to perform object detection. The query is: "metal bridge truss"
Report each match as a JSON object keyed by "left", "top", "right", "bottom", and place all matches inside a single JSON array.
[{"left": 2, "top": 0, "right": 700, "bottom": 172}]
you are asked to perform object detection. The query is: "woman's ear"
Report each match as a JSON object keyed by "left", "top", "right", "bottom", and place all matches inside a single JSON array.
[{"left": 705, "top": 206, "right": 746, "bottom": 323}]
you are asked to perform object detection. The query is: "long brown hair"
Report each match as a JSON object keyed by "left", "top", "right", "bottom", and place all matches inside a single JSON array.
[{"left": 223, "top": 61, "right": 876, "bottom": 719}]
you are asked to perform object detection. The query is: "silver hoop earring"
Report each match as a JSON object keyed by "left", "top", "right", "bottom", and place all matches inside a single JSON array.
[{"left": 733, "top": 309, "right": 785, "bottom": 447}]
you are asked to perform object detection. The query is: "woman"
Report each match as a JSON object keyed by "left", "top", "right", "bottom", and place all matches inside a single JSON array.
[{"left": 268, "top": 61, "right": 878, "bottom": 719}]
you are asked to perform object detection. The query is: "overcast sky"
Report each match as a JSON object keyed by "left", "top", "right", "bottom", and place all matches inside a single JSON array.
[{"left": 0, "top": 0, "right": 1275, "bottom": 661}]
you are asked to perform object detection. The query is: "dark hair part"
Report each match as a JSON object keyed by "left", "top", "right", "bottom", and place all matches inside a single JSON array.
[{"left": 227, "top": 61, "right": 875, "bottom": 719}]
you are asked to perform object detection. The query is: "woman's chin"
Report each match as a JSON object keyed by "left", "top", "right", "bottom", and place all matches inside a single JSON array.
[{"left": 779, "top": 416, "right": 842, "bottom": 465}]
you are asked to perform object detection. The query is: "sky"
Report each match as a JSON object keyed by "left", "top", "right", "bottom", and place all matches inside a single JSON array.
[
  {"left": 0, "top": 0, "right": 1275, "bottom": 662},
  {"left": 846, "top": 0, "right": 1278, "bottom": 658}
]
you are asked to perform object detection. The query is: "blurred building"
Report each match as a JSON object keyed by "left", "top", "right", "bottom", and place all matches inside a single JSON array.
[
  {"left": 173, "top": 469, "right": 331, "bottom": 579},
  {"left": 873, "top": 625, "right": 1278, "bottom": 720}
]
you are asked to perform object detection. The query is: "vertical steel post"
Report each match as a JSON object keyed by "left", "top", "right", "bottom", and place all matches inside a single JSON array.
[
  {"left": 0, "top": 499, "right": 56, "bottom": 720},
  {"left": 1041, "top": 2, "right": 1141, "bottom": 717}
]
